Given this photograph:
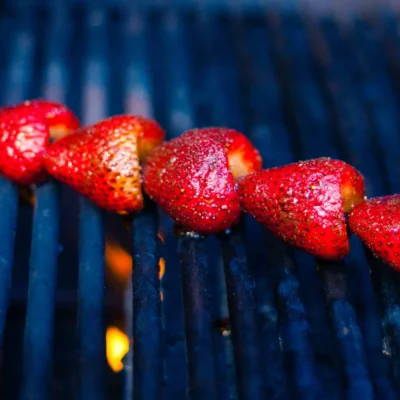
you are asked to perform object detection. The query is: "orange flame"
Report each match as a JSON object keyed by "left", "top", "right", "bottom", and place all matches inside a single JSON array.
[
  {"left": 159, "top": 257, "right": 165, "bottom": 301},
  {"left": 105, "top": 240, "right": 132, "bottom": 287},
  {"left": 158, "top": 233, "right": 165, "bottom": 245},
  {"left": 105, "top": 239, "right": 165, "bottom": 301},
  {"left": 106, "top": 326, "right": 130, "bottom": 373}
]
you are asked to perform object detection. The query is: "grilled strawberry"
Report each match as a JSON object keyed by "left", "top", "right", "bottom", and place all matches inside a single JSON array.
[
  {"left": 44, "top": 115, "right": 165, "bottom": 214},
  {"left": 238, "top": 158, "right": 365, "bottom": 260},
  {"left": 0, "top": 100, "right": 80, "bottom": 185},
  {"left": 0, "top": 104, "right": 49, "bottom": 185},
  {"left": 143, "top": 127, "right": 262, "bottom": 234},
  {"left": 348, "top": 195, "right": 400, "bottom": 271},
  {"left": 25, "top": 100, "right": 80, "bottom": 140}
]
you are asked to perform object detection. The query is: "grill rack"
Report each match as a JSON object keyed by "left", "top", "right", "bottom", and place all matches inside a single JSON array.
[{"left": 1, "top": 2, "right": 400, "bottom": 399}]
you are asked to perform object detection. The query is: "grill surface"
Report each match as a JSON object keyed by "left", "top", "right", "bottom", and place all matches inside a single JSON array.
[{"left": 1, "top": 1, "right": 400, "bottom": 399}]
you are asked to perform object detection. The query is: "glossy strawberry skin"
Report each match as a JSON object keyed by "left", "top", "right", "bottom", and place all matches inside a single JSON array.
[
  {"left": 238, "top": 158, "right": 365, "bottom": 260},
  {"left": 0, "top": 100, "right": 80, "bottom": 185},
  {"left": 0, "top": 103, "right": 49, "bottom": 185},
  {"left": 143, "top": 128, "right": 262, "bottom": 234},
  {"left": 348, "top": 195, "right": 400, "bottom": 271},
  {"left": 44, "top": 115, "right": 165, "bottom": 214},
  {"left": 26, "top": 100, "right": 80, "bottom": 140}
]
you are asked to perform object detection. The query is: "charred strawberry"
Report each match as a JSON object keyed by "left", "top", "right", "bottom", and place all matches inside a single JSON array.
[
  {"left": 44, "top": 115, "right": 165, "bottom": 214},
  {"left": 143, "top": 128, "right": 262, "bottom": 234},
  {"left": 0, "top": 100, "right": 79, "bottom": 185},
  {"left": 348, "top": 195, "right": 400, "bottom": 271},
  {"left": 238, "top": 158, "right": 365, "bottom": 260}
]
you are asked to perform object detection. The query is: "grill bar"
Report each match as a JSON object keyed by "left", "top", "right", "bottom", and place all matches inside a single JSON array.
[
  {"left": 366, "top": 251, "right": 400, "bottom": 394},
  {"left": 311, "top": 16, "right": 397, "bottom": 398},
  {"left": 219, "top": 228, "right": 264, "bottom": 400},
  {"left": 21, "top": 181, "right": 60, "bottom": 400},
  {"left": 78, "top": 9, "right": 109, "bottom": 400},
  {"left": 78, "top": 199, "right": 106, "bottom": 400},
  {"left": 234, "top": 13, "right": 326, "bottom": 397},
  {"left": 21, "top": 7, "right": 68, "bottom": 398},
  {"left": 274, "top": 247, "right": 322, "bottom": 398},
  {"left": 131, "top": 204, "right": 163, "bottom": 400},
  {"left": 320, "top": 261, "right": 374, "bottom": 398},
  {"left": 178, "top": 235, "right": 218, "bottom": 399},
  {"left": 270, "top": 13, "right": 380, "bottom": 398},
  {"left": 197, "top": 13, "right": 268, "bottom": 399},
  {"left": 345, "top": 16, "right": 400, "bottom": 397},
  {"left": 159, "top": 11, "right": 197, "bottom": 400},
  {"left": 0, "top": 12, "right": 35, "bottom": 347},
  {"left": 0, "top": 179, "right": 18, "bottom": 345},
  {"left": 363, "top": 17, "right": 400, "bottom": 396}
]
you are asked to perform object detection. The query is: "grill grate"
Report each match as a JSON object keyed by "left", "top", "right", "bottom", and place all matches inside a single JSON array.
[{"left": 1, "top": 2, "right": 400, "bottom": 399}]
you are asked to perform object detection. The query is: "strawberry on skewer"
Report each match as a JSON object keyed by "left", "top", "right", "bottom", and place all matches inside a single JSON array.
[
  {"left": 25, "top": 99, "right": 80, "bottom": 141},
  {"left": 238, "top": 158, "right": 365, "bottom": 260},
  {"left": 0, "top": 99, "right": 80, "bottom": 186},
  {"left": 348, "top": 195, "right": 400, "bottom": 271},
  {"left": 143, "top": 127, "right": 262, "bottom": 234},
  {"left": 44, "top": 115, "right": 165, "bottom": 215}
]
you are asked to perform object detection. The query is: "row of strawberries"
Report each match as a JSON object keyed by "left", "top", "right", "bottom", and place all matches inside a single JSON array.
[{"left": 0, "top": 100, "right": 397, "bottom": 272}]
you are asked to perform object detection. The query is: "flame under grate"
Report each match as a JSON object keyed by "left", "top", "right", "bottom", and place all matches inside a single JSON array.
[{"left": 1, "top": 2, "right": 400, "bottom": 400}]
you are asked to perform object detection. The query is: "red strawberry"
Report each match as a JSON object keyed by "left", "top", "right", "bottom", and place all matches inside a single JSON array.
[
  {"left": 0, "top": 104, "right": 49, "bottom": 185},
  {"left": 0, "top": 100, "right": 80, "bottom": 185},
  {"left": 143, "top": 127, "right": 262, "bottom": 234},
  {"left": 24, "top": 100, "right": 80, "bottom": 140},
  {"left": 348, "top": 195, "right": 400, "bottom": 271},
  {"left": 44, "top": 115, "right": 165, "bottom": 214},
  {"left": 238, "top": 158, "right": 365, "bottom": 260}
]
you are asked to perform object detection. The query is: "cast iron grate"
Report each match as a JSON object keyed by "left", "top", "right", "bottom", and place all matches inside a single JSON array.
[{"left": 0, "top": 1, "right": 400, "bottom": 399}]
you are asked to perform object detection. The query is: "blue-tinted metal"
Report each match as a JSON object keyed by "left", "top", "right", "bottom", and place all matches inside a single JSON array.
[
  {"left": 0, "top": 13, "right": 36, "bottom": 346},
  {"left": 160, "top": 10, "right": 222, "bottom": 399},
  {"left": 156, "top": 10, "right": 197, "bottom": 400},
  {"left": 219, "top": 226, "right": 264, "bottom": 400},
  {"left": 20, "top": 181, "right": 60, "bottom": 400},
  {"left": 346, "top": 19, "right": 400, "bottom": 194},
  {"left": 267, "top": 12, "right": 375, "bottom": 398},
  {"left": 238, "top": 15, "right": 327, "bottom": 398},
  {"left": 161, "top": 10, "right": 195, "bottom": 137},
  {"left": 20, "top": 6, "right": 69, "bottom": 398},
  {"left": 195, "top": 13, "right": 267, "bottom": 399},
  {"left": 190, "top": 12, "right": 239, "bottom": 400},
  {"left": 131, "top": 203, "right": 163, "bottom": 400},
  {"left": 0, "top": 178, "right": 18, "bottom": 345},
  {"left": 328, "top": 16, "right": 400, "bottom": 397},
  {"left": 178, "top": 235, "right": 218, "bottom": 400},
  {"left": 320, "top": 262, "right": 374, "bottom": 399},
  {"left": 78, "top": 198, "right": 106, "bottom": 400},
  {"left": 311, "top": 18, "right": 385, "bottom": 197},
  {"left": 366, "top": 250, "right": 400, "bottom": 395},
  {"left": 364, "top": 15, "right": 400, "bottom": 396},
  {"left": 78, "top": 8, "right": 108, "bottom": 400},
  {"left": 313, "top": 18, "right": 396, "bottom": 398},
  {"left": 274, "top": 13, "right": 338, "bottom": 160},
  {"left": 121, "top": 10, "right": 156, "bottom": 400}
]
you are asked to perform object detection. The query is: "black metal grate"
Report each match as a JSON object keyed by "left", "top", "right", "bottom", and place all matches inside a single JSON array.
[{"left": 1, "top": 1, "right": 400, "bottom": 399}]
